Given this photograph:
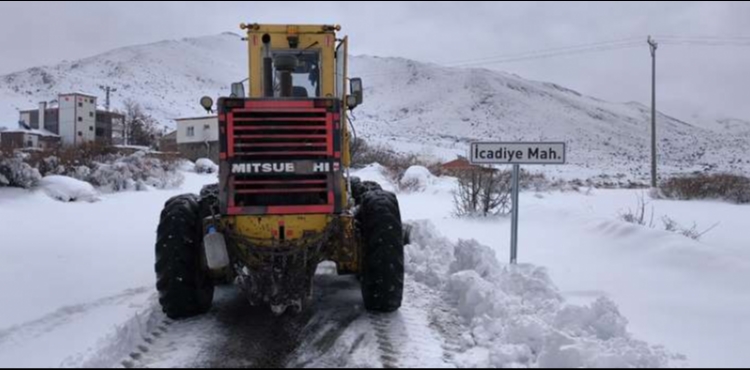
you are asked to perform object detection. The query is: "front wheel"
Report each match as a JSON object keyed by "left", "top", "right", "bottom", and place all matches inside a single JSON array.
[
  {"left": 358, "top": 190, "right": 404, "bottom": 313},
  {"left": 155, "top": 194, "right": 214, "bottom": 319}
]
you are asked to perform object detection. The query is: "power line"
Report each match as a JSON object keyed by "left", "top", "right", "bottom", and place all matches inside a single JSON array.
[
  {"left": 360, "top": 38, "right": 645, "bottom": 78},
  {"left": 654, "top": 34, "right": 750, "bottom": 41},
  {"left": 450, "top": 42, "right": 643, "bottom": 68},
  {"left": 659, "top": 40, "right": 750, "bottom": 47},
  {"left": 359, "top": 35, "right": 750, "bottom": 79},
  {"left": 442, "top": 36, "right": 644, "bottom": 67}
]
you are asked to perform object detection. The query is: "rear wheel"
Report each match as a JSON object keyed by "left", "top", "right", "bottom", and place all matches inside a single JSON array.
[
  {"left": 358, "top": 190, "right": 404, "bottom": 313},
  {"left": 155, "top": 194, "right": 214, "bottom": 319},
  {"left": 351, "top": 177, "right": 383, "bottom": 206}
]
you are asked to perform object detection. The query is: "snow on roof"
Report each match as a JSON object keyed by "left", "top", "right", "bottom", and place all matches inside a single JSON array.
[
  {"left": 60, "top": 91, "right": 98, "bottom": 98},
  {"left": 3, "top": 128, "right": 60, "bottom": 137},
  {"left": 114, "top": 145, "right": 153, "bottom": 152},
  {"left": 174, "top": 116, "right": 217, "bottom": 122}
]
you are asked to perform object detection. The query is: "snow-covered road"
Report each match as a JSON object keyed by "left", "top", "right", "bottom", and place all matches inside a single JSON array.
[{"left": 1, "top": 166, "right": 748, "bottom": 367}]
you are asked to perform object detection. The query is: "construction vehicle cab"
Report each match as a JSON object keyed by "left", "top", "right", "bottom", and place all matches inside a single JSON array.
[{"left": 155, "top": 24, "right": 405, "bottom": 318}]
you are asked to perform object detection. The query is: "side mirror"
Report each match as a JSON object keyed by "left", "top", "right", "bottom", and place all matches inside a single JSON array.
[
  {"left": 200, "top": 96, "right": 214, "bottom": 113},
  {"left": 230, "top": 82, "right": 246, "bottom": 98},
  {"left": 348, "top": 78, "right": 364, "bottom": 109}
]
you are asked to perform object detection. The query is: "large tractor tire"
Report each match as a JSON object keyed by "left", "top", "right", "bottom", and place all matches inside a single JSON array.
[
  {"left": 155, "top": 194, "right": 214, "bottom": 319},
  {"left": 350, "top": 176, "right": 383, "bottom": 206},
  {"left": 199, "top": 183, "right": 219, "bottom": 219},
  {"left": 358, "top": 190, "right": 404, "bottom": 313}
]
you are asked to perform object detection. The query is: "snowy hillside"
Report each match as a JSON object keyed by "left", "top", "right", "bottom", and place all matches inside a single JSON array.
[
  {"left": 1, "top": 33, "right": 748, "bottom": 179},
  {"left": 0, "top": 33, "right": 247, "bottom": 126}
]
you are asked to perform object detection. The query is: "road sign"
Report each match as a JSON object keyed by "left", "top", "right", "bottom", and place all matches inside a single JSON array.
[
  {"left": 469, "top": 142, "right": 567, "bottom": 264},
  {"left": 470, "top": 142, "right": 566, "bottom": 165}
]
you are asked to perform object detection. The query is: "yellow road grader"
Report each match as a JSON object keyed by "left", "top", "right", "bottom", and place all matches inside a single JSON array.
[{"left": 155, "top": 24, "right": 405, "bottom": 318}]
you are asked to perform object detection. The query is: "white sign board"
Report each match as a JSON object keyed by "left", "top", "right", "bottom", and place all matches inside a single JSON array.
[
  {"left": 470, "top": 142, "right": 566, "bottom": 165},
  {"left": 468, "top": 141, "right": 566, "bottom": 265}
]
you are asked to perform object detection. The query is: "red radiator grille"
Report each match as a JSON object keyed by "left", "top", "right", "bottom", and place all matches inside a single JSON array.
[
  {"left": 228, "top": 109, "right": 333, "bottom": 160},
  {"left": 223, "top": 100, "right": 339, "bottom": 215}
]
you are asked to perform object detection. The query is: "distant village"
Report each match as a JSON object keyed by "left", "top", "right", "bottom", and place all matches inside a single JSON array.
[{"left": 0, "top": 92, "right": 220, "bottom": 162}]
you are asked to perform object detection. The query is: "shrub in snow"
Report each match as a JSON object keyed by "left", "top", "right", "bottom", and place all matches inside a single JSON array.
[
  {"left": 620, "top": 193, "right": 718, "bottom": 241},
  {"left": 195, "top": 158, "right": 218, "bottom": 174},
  {"left": 351, "top": 138, "right": 441, "bottom": 182},
  {"left": 0, "top": 154, "right": 42, "bottom": 189},
  {"left": 453, "top": 168, "right": 512, "bottom": 217},
  {"left": 399, "top": 166, "right": 435, "bottom": 192},
  {"left": 660, "top": 173, "right": 750, "bottom": 204},
  {"left": 178, "top": 159, "right": 196, "bottom": 173},
  {"left": 405, "top": 221, "right": 678, "bottom": 368},
  {"left": 88, "top": 152, "right": 184, "bottom": 192},
  {"left": 39, "top": 176, "right": 99, "bottom": 203}
]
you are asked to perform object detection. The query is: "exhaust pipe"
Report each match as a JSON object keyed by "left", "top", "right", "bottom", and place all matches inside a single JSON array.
[
  {"left": 274, "top": 54, "right": 298, "bottom": 98},
  {"left": 262, "top": 34, "right": 274, "bottom": 98}
]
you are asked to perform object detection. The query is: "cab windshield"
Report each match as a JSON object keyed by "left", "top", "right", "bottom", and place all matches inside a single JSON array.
[{"left": 272, "top": 50, "right": 320, "bottom": 98}]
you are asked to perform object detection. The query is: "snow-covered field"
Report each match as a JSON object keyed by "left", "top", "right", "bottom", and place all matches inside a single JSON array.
[{"left": 1, "top": 166, "right": 748, "bottom": 367}]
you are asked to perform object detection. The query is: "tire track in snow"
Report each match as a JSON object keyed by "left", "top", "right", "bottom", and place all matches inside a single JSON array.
[
  {"left": 127, "top": 269, "right": 356, "bottom": 368},
  {"left": 0, "top": 287, "right": 152, "bottom": 348},
  {"left": 368, "top": 280, "right": 457, "bottom": 369},
  {"left": 112, "top": 274, "right": 461, "bottom": 368}
]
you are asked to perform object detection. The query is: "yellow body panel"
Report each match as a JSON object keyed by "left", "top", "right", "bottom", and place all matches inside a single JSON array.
[
  {"left": 245, "top": 25, "right": 336, "bottom": 99},
  {"left": 231, "top": 214, "right": 329, "bottom": 242},
  {"left": 223, "top": 214, "right": 358, "bottom": 274},
  {"left": 234, "top": 24, "right": 359, "bottom": 273}
]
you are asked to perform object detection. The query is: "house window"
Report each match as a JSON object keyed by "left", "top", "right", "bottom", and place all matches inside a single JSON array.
[
  {"left": 89, "top": 126, "right": 94, "bottom": 132},
  {"left": 78, "top": 117, "right": 83, "bottom": 122},
  {"left": 78, "top": 102, "right": 83, "bottom": 108},
  {"left": 204, "top": 124, "right": 210, "bottom": 130},
  {"left": 26, "top": 140, "right": 33, "bottom": 148},
  {"left": 89, "top": 112, "right": 94, "bottom": 118},
  {"left": 187, "top": 126, "right": 195, "bottom": 137},
  {"left": 78, "top": 132, "right": 82, "bottom": 137}
]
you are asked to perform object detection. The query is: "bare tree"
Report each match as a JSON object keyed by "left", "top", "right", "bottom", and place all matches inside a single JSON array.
[
  {"left": 453, "top": 167, "right": 513, "bottom": 217},
  {"left": 122, "top": 99, "right": 160, "bottom": 148}
]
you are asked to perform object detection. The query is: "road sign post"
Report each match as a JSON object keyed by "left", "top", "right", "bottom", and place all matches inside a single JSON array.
[
  {"left": 510, "top": 164, "right": 520, "bottom": 264},
  {"left": 470, "top": 142, "right": 566, "bottom": 264}
]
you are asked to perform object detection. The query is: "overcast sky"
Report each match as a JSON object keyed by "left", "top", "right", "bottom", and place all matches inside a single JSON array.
[{"left": 1, "top": 1, "right": 749, "bottom": 122}]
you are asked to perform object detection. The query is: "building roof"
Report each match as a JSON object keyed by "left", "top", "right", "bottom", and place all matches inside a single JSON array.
[
  {"left": 440, "top": 158, "right": 475, "bottom": 169},
  {"left": 161, "top": 131, "right": 178, "bottom": 140},
  {"left": 60, "top": 91, "right": 97, "bottom": 98},
  {"left": 174, "top": 116, "right": 217, "bottom": 123},
  {"left": 2, "top": 128, "right": 60, "bottom": 137},
  {"left": 440, "top": 157, "right": 495, "bottom": 172},
  {"left": 19, "top": 105, "right": 124, "bottom": 116}
]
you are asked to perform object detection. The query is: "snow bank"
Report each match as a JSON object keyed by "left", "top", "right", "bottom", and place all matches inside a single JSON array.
[
  {"left": 400, "top": 166, "right": 436, "bottom": 192},
  {"left": 194, "top": 158, "right": 218, "bottom": 174},
  {"left": 351, "top": 163, "right": 397, "bottom": 193},
  {"left": 405, "top": 221, "right": 677, "bottom": 368},
  {"left": 39, "top": 175, "right": 99, "bottom": 203}
]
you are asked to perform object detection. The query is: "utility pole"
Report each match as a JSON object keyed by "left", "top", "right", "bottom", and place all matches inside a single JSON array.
[
  {"left": 648, "top": 36, "right": 658, "bottom": 188},
  {"left": 99, "top": 85, "right": 117, "bottom": 112}
]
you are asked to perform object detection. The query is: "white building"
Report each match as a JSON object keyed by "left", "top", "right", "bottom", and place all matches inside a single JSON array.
[
  {"left": 19, "top": 93, "right": 125, "bottom": 147},
  {"left": 175, "top": 116, "right": 219, "bottom": 161},
  {"left": 58, "top": 92, "right": 97, "bottom": 146}
]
